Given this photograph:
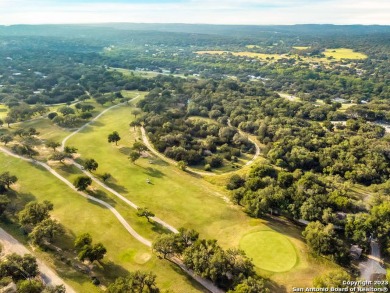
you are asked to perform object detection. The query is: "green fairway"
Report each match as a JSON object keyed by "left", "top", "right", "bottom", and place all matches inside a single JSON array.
[
  {"left": 324, "top": 48, "right": 367, "bottom": 60},
  {"left": 62, "top": 100, "right": 339, "bottom": 289},
  {"left": 0, "top": 152, "right": 204, "bottom": 293},
  {"left": 240, "top": 230, "right": 297, "bottom": 273}
]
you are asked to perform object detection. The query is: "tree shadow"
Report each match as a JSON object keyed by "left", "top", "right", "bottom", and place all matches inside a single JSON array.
[
  {"left": 58, "top": 163, "right": 82, "bottom": 175},
  {"left": 267, "top": 279, "right": 287, "bottom": 293},
  {"left": 150, "top": 220, "right": 173, "bottom": 235},
  {"left": 105, "top": 182, "right": 128, "bottom": 194},
  {"left": 119, "top": 147, "right": 132, "bottom": 156},
  {"left": 147, "top": 158, "right": 169, "bottom": 167},
  {"left": 99, "top": 260, "right": 129, "bottom": 280},
  {"left": 86, "top": 189, "right": 117, "bottom": 207},
  {"left": 142, "top": 167, "right": 165, "bottom": 178}
]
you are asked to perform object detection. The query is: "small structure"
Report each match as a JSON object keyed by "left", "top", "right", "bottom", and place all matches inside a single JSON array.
[{"left": 350, "top": 245, "right": 363, "bottom": 260}]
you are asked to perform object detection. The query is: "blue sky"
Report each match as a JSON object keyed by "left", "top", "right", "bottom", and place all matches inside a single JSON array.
[{"left": 0, "top": 0, "right": 389, "bottom": 25}]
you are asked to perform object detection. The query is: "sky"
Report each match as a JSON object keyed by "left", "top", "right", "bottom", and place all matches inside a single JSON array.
[{"left": 0, "top": 0, "right": 389, "bottom": 25}]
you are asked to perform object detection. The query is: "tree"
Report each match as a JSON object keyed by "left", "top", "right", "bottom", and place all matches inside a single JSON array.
[
  {"left": 45, "top": 141, "right": 61, "bottom": 151},
  {"left": 131, "top": 108, "right": 142, "bottom": 118},
  {"left": 0, "top": 119, "right": 3, "bottom": 127},
  {"left": 0, "top": 195, "right": 10, "bottom": 215},
  {"left": 47, "top": 112, "right": 58, "bottom": 120},
  {"left": 152, "top": 234, "right": 177, "bottom": 259},
  {"left": 49, "top": 152, "right": 70, "bottom": 163},
  {"left": 58, "top": 106, "right": 75, "bottom": 116},
  {"left": 177, "top": 160, "right": 188, "bottom": 171},
  {"left": 129, "top": 151, "right": 141, "bottom": 164},
  {"left": 0, "top": 253, "right": 39, "bottom": 281},
  {"left": 228, "top": 277, "right": 269, "bottom": 293},
  {"left": 43, "top": 285, "right": 66, "bottom": 293},
  {"left": 0, "top": 134, "right": 13, "bottom": 145},
  {"left": 101, "top": 173, "right": 111, "bottom": 182},
  {"left": 78, "top": 243, "right": 107, "bottom": 263},
  {"left": 4, "top": 116, "right": 15, "bottom": 128},
  {"left": 132, "top": 141, "right": 147, "bottom": 154},
  {"left": 107, "top": 271, "right": 160, "bottom": 293},
  {"left": 108, "top": 131, "right": 121, "bottom": 146},
  {"left": 29, "top": 219, "right": 65, "bottom": 245},
  {"left": 137, "top": 207, "right": 155, "bottom": 222},
  {"left": 74, "top": 233, "right": 92, "bottom": 250},
  {"left": 17, "top": 280, "right": 44, "bottom": 293},
  {"left": 18, "top": 201, "right": 53, "bottom": 228},
  {"left": 83, "top": 158, "right": 98, "bottom": 172},
  {"left": 0, "top": 172, "right": 18, "bottom": 189},
  {"left": 73, "top": 176, "right": 92, "bottom": 191},
  {"left": 313, "top": 270, "right": 351, "bottom": 288},
  {"left": 227, "top": 174, "right": 245, "bottom": 190},
  {"left": 64, "top": 146, "right": 78, "bottom": 155}
]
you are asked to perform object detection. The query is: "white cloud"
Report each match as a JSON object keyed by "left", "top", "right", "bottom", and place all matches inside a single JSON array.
[{"left": 0, "top": 0, "right": 388, "bottom": 25}]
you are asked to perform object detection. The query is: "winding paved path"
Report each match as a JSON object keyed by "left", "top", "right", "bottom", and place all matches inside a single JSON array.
[
  {"left": 0, "top": 225, "right": 75, "bottom": 292},
  {"left": 140, "top": 119, "right": 261, "bottom": 177}
]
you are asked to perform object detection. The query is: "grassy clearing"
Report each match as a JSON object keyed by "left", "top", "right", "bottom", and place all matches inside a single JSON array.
[
  {"left": 0, "top": 104, "right": 8, "bottom": 119},
  {"left": 324, "top": 48, "right": 367, "bottom": 60},
  {"left": 0, "top": 153, "right": 204, "bottom": 293},
  {"left": 240, "top": 230, "right": 297, "bottom": 272},
  {"left": 195, "top": 51, "right": 282, "bottom": 61},
  {"left": 293, "top": 46, "right": 310, "bottom": 50},
  {"left": 246, "top": 45, "right": 261, "bottom": 49},
  {"left": 110, "top": 67, "right": 187, "bottom": 79},
  {"left": 65, "top": 102, "right": 337, "bottom": 288}
]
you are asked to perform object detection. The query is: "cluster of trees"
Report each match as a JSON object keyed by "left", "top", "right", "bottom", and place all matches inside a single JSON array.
[
  {"left": 0, "top": 252, "right": 66, "bottom": 293},
  {"left": 18, "top": 201, "right": 64, "bottom": 247},
  {"left": 152, "top": 228, "right": 268, "bottom": 292},
  {"left": 1, "top": 103, "right": 47, "bottom": 127},
  {"left": 107, "top": 271, "right": 160, "bottom": 293},
  {"left": 74, "top": 233, "right": 107, "bottom": 264}
]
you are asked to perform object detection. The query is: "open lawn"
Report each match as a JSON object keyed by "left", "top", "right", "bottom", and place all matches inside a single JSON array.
[
  {"left": 64, "top": 102, "right": 337, "bottom": 289},
  {"left": 0, "top": 152, "right": 204, "bottom": 293},
  {"left": 0, "top": 104, "right": 8, "bottom": 119},
  {"left": 110, "top": 67, "right": 187, "bottom": 79},
  {"left": 240, "top": 230, "right": 297, "bottom": 272},
  {"left": 324, "top": 48, "right": 367, "bottom": 60},
  {"left": 246, "top": 45, "right": 261, "bottom": 49},
  {"left": 293, "top": 46, "right": 310, "bottom": 50}
]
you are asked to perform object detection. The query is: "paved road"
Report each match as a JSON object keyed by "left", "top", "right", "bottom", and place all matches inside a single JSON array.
[{"left": 0, "top": 227, "right": 76, "bottom": 293}]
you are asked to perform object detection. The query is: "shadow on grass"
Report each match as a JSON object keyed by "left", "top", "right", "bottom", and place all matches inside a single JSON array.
[
  {"left": 267, "top": 280, "right": 287, "bottom": 293},
  {"left": 142, "top": 167, "right": 165, "bottom": 178},
  {"left": 58, "top": 163, "right": 83, "bottom": 175},
  {"left": 99, "top": 260, "right": 129, "bottom": 280},
  {"left": 150, "top": 220, "right": 173, "bottom": 235},
  {"left": 106, "top": 182, "right": 128, "bottom": 194},
  {"left": 147, "top": 158, "right": 170, "bottom": 167},
  {"left": 263, "top": 215, "right": 305, "bottom": 242},
  {"left": 86, "top": 189, "right": 117, "bottom": 207},
  {"left": 119, "top": 147, "right": 132, "bottom": 156}
]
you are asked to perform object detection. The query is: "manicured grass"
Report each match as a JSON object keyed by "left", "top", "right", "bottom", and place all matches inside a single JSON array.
[
  {"left": 0, "top": 153, "right": 204, "bottom": 293},
  {"left": 324, "top": 48, "right": 367, "bottom": 60},
  {"left": 0, "top": 104, "right": 8, "bottom": 119},
  {"left": 65, "top": 103, "right": 337, "bottom": 289},
  {"left": 240, "top": 231, "right": 297, "bottom": 272},
  {"left": 110, "top": 67, "right": 187, "bottom": 79}
]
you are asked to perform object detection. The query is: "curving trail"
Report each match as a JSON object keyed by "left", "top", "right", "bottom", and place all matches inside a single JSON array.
[
  {"left": 0, "top": 227, "right": 76, "bottom": 293},
  {"left": 61, "top": 97, "right": 139, "bottom": 151},
  {"left": 140, "top": 119, "right": 261, "bottom": 177},
  {"left": 0, "top": 146, "right": 151, "bottom": 247},
  {"left": 2, "top": 97, "right": 226, "bottom": 293}
]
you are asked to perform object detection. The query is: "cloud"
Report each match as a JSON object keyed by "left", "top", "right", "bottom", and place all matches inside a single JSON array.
[{"left": 0, "top": 0, "right": 388, "bottom": 25}]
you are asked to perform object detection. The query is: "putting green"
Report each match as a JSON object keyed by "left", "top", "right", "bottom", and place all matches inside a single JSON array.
[{"left": 240, "top": 231, "right": 297, "bottom": 273}]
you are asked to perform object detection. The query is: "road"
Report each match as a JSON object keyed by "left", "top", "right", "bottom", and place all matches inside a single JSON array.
[
  {"left": 0, "top": 227, "right": 76, "bottom": 293},
  {"left": 61, "top": 97, "right": 139, "bottom": 151},
  {"left": 1, "top": 99, "right": 226, "bottom": 293},
  {"left": 359, "top": 240, "right": 387, "bottom": 281}
]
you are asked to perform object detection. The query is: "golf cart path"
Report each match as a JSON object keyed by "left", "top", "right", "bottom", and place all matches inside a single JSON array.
[
  {"left": 0, "top": 147, "right": 224, "bottom": 293},
  {"left": 0, "top": 227, "right": 76, "bottom": 293},
  {"left": 140, "top": 119, "right": 261, "bottom": 176}
]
